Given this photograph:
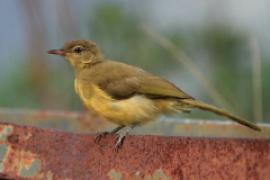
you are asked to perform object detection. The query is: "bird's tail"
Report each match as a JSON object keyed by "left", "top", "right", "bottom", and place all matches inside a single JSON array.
[{"left": 181, "top": 99, "right": 261, "bottom": 131}]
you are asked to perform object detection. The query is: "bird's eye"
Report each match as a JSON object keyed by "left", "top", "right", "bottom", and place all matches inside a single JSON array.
[{"left": 73, "top": 46, "right": 83, "bottom": 54}]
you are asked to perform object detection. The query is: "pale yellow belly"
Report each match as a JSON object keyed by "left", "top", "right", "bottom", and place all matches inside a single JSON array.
[{"left": 75, "top": 81, "right": 159, "bottom": 126}]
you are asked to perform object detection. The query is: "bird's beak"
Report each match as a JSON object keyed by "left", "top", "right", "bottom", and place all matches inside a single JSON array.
[{"left": 47, "top": 49, "right": 65, "bottom": 56}]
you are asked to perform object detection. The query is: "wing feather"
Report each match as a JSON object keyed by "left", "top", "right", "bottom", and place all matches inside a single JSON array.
[{"left": 82, "top": 61, "right": 192, "bottom": 100}]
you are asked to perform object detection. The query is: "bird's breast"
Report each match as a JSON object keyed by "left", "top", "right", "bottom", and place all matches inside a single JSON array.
[{"left": 74, "top": 79, "right": 159, "bottom": 125}]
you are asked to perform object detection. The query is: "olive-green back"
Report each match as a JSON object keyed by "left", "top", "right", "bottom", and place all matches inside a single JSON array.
[{"left": 77, "top": 60, "right": 193, "bottom": 100}]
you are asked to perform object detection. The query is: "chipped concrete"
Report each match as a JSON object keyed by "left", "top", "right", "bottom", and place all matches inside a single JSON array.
[
  {"left": 0, "top": 125, "right": 13, "bottom": 142},
  {"left": 0, "top": 144, "right": 7, "bottom": 172},
  {"left": 46, "top": 170, "right": 53, "bottom": 180},
  {"left": 144, "top": 169, "right": 169, "bottom": 180},
  {"left": 152, "top": 169, "right": 169, "bottom": 180},
  {"left": 19, "top": 159, "right": 41, "bottom": 177},
  {"left": 108, "top": 169, "right": 122, "bottom": 180}
]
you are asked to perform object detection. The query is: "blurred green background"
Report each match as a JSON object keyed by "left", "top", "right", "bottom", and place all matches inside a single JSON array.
[{"left": 0, "top": 0, "right": 269, "bottom": 128}]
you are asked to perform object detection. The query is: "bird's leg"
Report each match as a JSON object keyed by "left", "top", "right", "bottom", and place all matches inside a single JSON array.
[
  {"left": 95, "top": 125, "right": 125, "bottom": 143},
  {"left": 111, "top": 125, "right": 126, "bottom": 134},
  {"left": 113, "top": 125, "right": 136, "bottom": 152}
]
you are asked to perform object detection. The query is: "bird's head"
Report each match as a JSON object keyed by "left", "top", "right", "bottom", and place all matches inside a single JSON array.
[{"left": 48, "top": 40, "right": 102, "bottom": 69}]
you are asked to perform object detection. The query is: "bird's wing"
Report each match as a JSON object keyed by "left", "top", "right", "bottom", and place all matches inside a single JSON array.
[
  {"left": 92, "top": 61, "right": 193, "bottom": 100},
  {"left": 137, "top": 75, "right": 193, "bottom": 99}
]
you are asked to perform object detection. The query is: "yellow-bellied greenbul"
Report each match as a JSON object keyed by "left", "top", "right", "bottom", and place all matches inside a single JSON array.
[{"left": 48, "top": 40, "right": 261, "bottom": 149}]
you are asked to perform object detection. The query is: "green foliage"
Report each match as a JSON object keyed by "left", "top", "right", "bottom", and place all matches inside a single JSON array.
[
  {"left": 199, "top": 25, "right": 253, "bottom": 117},
  {"left": 89, "top": 3, "right": 175, "bottom": 74},
  {"left": 262, "top": 62, "right": 270, "bottom": 121},
  {"left": 0, "top": 61, "right": 40, "bottom": 108}
]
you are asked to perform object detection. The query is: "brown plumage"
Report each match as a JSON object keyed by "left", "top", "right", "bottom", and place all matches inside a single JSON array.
[{"left": 48, "top": 40, "right": 261, "bottom": 149}]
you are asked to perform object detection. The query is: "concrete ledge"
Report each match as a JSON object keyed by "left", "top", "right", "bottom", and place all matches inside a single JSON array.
[{"left": 0, "top": 122, "right": 269, "bottom": 179}]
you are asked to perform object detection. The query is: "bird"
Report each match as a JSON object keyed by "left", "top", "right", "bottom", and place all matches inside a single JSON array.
[{"left": 48, "top": 39, "right": 261, "bottom": 149}]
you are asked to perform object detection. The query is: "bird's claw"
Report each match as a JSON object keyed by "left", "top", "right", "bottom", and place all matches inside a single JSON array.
[
  {"left": 94, "top": 131, "right": 109, "bottom": 143},
  {"left": 94, "top": 126, "right": 132, "bottom": 151},
  {"left": 113, "top": 134, "right": 126, "bottom": 152}
]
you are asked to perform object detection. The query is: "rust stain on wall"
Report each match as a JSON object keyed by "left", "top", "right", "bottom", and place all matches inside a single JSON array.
[{"left": 0, "top": 121, "right": 268, "bottom": 179}]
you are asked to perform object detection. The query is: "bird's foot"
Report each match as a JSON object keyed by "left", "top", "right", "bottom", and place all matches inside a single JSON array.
[
  {"left": 94, "top": 125, "right": 125, "bottom": 144},
  {"left": 113, "top": 126, "right": 132, "bottom": 152},
  {"left": 94, "top": 131, "right": 109, "bottom": 143},
  {"left": 113, "top": 133, "right": 126, "bottom": 152}
]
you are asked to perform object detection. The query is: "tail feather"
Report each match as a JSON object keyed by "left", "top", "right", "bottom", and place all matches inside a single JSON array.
[{"left": 181, "top": 99, "right": 261, "bottom": 131}]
